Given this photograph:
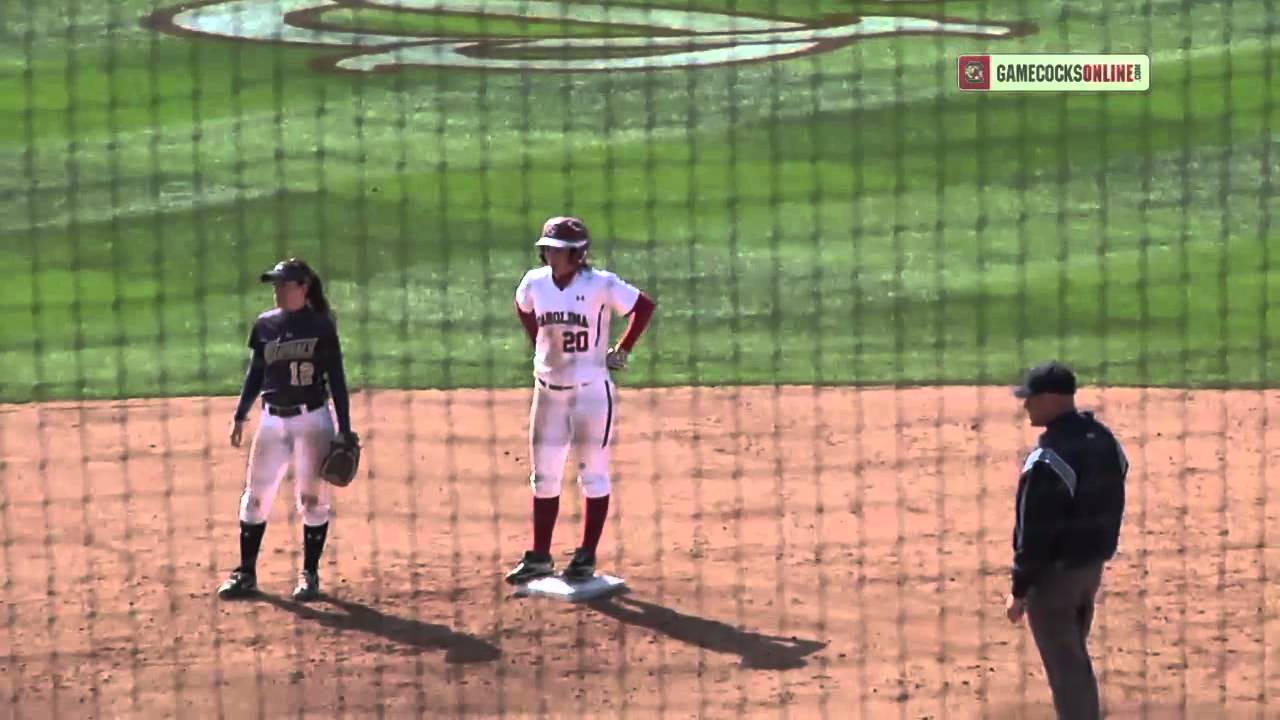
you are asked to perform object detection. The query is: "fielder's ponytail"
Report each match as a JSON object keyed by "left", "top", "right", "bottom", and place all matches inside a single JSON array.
[{"left": 306, "top": 273, "right": 333, "bottom": 320}]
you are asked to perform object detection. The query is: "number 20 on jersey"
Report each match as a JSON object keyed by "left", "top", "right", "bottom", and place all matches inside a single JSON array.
[{"left": 562, "top": 330, "right": 589, "bottom": 353}]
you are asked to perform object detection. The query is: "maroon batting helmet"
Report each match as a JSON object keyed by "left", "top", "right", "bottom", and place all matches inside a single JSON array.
[{"left": 535, "top": 216, "right": 590, "bottom": 266}]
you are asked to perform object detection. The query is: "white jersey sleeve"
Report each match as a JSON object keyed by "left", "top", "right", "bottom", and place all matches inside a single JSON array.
[
  {"left": 603, "top": 271, "right": 642, "bottom": 316},
  {"left": 514, "top": 270, "right": 536, "bottom": 313}
]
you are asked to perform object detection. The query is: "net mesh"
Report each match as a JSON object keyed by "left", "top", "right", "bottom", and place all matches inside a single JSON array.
[{"left": 1, "top": 0, "right": 1277, "bottom": 717}]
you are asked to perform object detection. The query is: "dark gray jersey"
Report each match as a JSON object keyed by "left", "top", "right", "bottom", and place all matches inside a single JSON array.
[{"left": 247, "top": 308, "right": 341, "bottom": 409}]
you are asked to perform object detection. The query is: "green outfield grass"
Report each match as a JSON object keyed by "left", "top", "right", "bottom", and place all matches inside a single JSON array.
[
  {"left": 0, "top": 0, "right": 1276, "bottom": 402},
  {"left": 315, "top": 7, "right": 679, "bottom": 38}
]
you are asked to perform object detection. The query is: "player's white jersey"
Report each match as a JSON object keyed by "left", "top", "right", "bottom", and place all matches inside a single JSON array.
[{"left": 515, "top": 266, "right": 641, "bottom": 386}]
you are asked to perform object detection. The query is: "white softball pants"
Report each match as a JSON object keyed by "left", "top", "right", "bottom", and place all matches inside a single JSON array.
[
  {"left": 239, "top": 404, "right": 335, "bottom": 527},
  {"left": 529, "top": 378, "right": 614, "bottom": 499}
]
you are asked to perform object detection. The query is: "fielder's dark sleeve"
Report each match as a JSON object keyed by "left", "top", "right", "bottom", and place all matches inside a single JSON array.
[
  {"left": 325, "top": 330, "right": 352, "bottom": 435},
  {"left": 234, "top": 323, "right": 266, "bottom": 422},
  {"left": 1011, "top": 460, "right": 1074, "bottom": 598}
]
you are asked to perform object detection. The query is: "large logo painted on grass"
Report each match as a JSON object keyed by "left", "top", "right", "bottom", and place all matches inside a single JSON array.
[{"left": 144, "top": 0, "right": 1032, "bottom": 73}]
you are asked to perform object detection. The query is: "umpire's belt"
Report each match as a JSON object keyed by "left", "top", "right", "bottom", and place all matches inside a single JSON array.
[
  {"left": 265, "top": 398, "right": 325, "bottom": 417},
  {"left": 537, "top": 378, "right": 591, "bottom": 391}
]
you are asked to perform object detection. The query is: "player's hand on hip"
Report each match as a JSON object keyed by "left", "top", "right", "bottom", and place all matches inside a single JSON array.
[
  {"left": 606, "top": 346, "right": 629, "bottom": 371},
  {"left": 230, "top": 420, "right": 245, "bottom": 448}
]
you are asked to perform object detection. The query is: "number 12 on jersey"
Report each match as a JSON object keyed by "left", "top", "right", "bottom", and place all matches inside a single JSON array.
[
  {"left": 290, "top": 360, "right": 315, "bottom": 386},
  {"left": 562, "top": 330, "right": 589, "bottom": 353}
]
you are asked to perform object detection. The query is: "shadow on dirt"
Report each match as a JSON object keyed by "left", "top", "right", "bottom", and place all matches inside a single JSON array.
[
  {"left": 585, "top": 592, "right": 827, "bottom": 670},
  {"left": 257, "top": 592, "right": 502, "bottom": 665}
]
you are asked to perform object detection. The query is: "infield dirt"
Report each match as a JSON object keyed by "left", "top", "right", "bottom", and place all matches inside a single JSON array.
[{"left": 3, "top": 385, "right": 1278, "bottom": 718}]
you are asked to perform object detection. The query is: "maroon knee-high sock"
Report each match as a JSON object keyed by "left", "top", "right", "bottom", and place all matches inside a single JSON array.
[
  {"left": 582, "top": 495, "right": 610, "bottom": 553},
  {"left": 533, "top": 496, "right": 559, "bottom": 555}
]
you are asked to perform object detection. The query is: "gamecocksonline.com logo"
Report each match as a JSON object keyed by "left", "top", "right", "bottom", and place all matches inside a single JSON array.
[{"left": 143, "top": 0, "right": 1035, "bottom": 74}]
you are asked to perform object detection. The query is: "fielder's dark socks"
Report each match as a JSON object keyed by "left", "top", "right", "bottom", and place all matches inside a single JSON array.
[
  {"left": 239, "top": 521, "right": 267, "bottom": 574},
  {"left": 303, "top": 522, "right": 329, "bottom": 573},
  {"left": 533, "top": 496, "right": 560, "bottom": 555},
  {"left": 582, "top": 495, "right": 609, "bottom": 553}
]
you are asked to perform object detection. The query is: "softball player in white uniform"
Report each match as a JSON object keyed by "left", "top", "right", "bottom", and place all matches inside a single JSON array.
[{"left": 505, "top": 216, "right": 656, "bottom": 584}]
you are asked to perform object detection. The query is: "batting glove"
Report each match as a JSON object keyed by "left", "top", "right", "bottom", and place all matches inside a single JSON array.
[{"left": 606, "top": 347, "right": 629, "bottom": 370}]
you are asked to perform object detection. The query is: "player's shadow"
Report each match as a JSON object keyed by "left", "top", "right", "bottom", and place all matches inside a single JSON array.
[
  {"left": 585, "top": 593, "right": 826, "bottom": 670},
  {"left": 259, "top": 594, "right": 502, "bottom": 665}
]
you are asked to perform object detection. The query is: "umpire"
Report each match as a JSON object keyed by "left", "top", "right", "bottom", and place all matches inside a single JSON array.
[{"left": 1003, "top": 361, "right": 1129, "bottom": 720}]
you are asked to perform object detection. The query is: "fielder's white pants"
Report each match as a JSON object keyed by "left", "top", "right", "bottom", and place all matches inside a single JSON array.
[
  {"left": 239, "top": 404, "right": 335, "bottom": 527},
  {"left": 529, "top": 378, "right": 614, "bottom": 499}
]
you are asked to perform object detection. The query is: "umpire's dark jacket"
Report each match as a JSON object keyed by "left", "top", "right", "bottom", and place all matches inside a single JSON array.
[{"left": 1011, "top": 410, "right": 1128, "bottom": 598}]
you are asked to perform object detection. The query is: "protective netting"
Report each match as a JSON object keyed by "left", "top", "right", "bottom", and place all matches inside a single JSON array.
[{"left": 2, "top": 0, "right": 1277, "bottom": 718}]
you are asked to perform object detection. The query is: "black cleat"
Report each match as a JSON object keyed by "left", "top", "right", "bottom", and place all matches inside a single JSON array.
[
  {"left": 217, "top": 569, "right": 258, "bottom": 600},
  {"left": 505, "top": 551, "right": 555, "bottom": 585},
  {"left": 292, "top": 570, "right": 320, "bottom": 602},
  {"left": 563, "top": 547, "right": 596, "bottom": 582}
]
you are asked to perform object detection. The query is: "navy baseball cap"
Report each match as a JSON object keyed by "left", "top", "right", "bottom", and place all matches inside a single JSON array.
[
  {"left": 1012, "top": 361, "right": 1077, "bottom": 398},
  {"left": 260, "top": 259, "right": 310, "bottom": 283}
]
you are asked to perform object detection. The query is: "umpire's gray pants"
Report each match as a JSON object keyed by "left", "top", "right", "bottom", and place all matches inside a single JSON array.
[{"left": 1026, "top": 561, "right": 1106, "bottom": 720}]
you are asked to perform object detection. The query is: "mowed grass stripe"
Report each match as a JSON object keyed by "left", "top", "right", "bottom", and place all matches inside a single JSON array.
[
  {"left": 4, "top": 44, "right": 1273, "bottom": 235},
  {"left": 0, "top": 0, "right": 1276, "bottom": 400},
  {"left": 2, "top": 135, "right": 1275, "bottom": 400}
]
